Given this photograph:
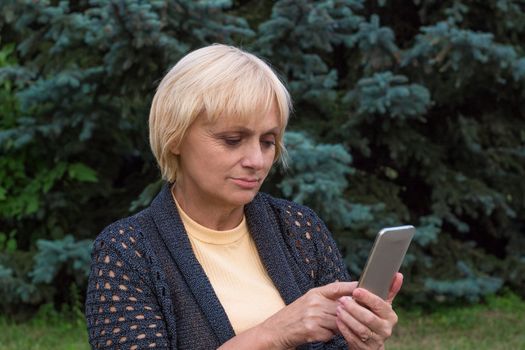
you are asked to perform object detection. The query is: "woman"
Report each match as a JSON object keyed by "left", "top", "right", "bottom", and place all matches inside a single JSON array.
[{"left": 85, "top": 44, "right": 402, "bottom": 350}]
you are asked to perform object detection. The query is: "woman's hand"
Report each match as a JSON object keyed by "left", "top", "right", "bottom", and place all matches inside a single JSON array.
[
  {"left": 335, "top": 273, "right": 403, "bottom": 349},
  {"left": 258, "top": 281, "right": 358, "bottom": 349}
]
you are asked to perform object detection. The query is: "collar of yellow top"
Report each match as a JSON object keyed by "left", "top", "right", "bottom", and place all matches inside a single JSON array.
[{"left": 173, "top": 196, "right": 247, "bottom": 245}]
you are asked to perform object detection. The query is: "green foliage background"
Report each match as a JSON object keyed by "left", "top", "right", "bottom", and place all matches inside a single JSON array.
[{"left": 1, "top": 0, "right": 524, "bottom": 314}]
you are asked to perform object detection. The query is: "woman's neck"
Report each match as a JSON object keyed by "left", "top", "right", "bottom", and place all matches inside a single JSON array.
[{"left": 171, "top": 184, "right": 244, "bottom": 231}]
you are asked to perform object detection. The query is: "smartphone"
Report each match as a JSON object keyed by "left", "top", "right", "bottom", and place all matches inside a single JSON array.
[{"left": 357, "top": 225, "right": 415, "bottom": 300}]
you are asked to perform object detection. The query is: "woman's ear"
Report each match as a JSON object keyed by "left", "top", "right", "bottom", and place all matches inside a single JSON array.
[{"left": 169, "top": 142, "right": 180, "bottom": 155}]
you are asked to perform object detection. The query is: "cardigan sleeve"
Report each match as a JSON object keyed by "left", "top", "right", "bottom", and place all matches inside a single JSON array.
[
  {"left": 276, "top": 200, "right": 351, "bottom": 286},
  {"left": 305, "top": 208, "right": 352, "bottom": 286},
  {"left": 273, "top": 199, "right": 351, "bottom": 350},
  {"left": 301, "top": 207, "right": 352, "bottom": 350},
  {"left": 85, "top": 221, "right": 171, "bottom": 350}
]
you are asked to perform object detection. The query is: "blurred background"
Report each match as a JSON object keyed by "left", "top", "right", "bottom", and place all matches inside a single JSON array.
[{"left": 0, "top": 0, "right": 524, "bottom": 349}]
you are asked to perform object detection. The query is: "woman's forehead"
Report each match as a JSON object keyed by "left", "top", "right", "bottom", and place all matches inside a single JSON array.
[
  {"left": 201, "top": 106, "right": 282, "bottom": 132},
  {"left": 204, "top": 99, "right": 281, "bottom": 123}
]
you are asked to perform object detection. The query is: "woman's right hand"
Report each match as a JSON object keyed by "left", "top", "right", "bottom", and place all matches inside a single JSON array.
[{"left": 258, "top": 281, "right": 357, "bottom": 349}]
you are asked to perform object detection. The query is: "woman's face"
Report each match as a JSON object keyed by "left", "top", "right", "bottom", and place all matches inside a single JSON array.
[{"left": 173, "top": 106, "right": 281, "bottom": 212}]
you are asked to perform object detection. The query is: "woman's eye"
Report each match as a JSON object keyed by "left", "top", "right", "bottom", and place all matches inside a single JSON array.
[
  {"left": 224, "top": 138, "right": 241, "bottom": 146},
  {"left": 261, "top": 139, "right": 276, "bottom": 148}
]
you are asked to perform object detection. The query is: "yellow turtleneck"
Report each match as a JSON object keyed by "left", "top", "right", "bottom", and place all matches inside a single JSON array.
[{"left": 174, "top": 199, "right": 286, "bottom": 335}]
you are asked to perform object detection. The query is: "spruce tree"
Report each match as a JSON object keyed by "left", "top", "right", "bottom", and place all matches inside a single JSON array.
[{"left": 1, "top": 0, "right": 524, "bottom": 310}]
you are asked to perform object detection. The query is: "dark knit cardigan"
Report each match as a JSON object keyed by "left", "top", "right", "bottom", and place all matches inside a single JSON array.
[{"left": 85, "top": 183, "right": 351, "bottom": 349}]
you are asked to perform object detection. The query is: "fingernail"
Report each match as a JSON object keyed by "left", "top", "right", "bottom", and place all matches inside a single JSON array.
[{"left": 340, "top": 296, "right": 352, "bottom": 304}]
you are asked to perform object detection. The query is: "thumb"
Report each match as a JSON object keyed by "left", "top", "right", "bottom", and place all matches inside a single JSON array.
[
  {"left": 317, "top": 281, "right": 357, "bottom": 300},
  {"left": 386, "top": 272, "right": 404, "bottom": 304}
]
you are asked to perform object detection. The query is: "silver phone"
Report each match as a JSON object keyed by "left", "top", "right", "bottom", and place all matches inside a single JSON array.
[{"left": 357, "top": 225, "right": 415, "bottom": 300}]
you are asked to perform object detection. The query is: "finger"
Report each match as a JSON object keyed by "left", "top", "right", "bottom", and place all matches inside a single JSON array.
[
  {"left": 352, "top": 288, "right": 394, "bottom": 319},
  {"left": 386, "top": 273, "right": 403, "bottom": 304},
  {"left": 301, "top": 292, "right": 341, "bottom": 332},
  {"left": 341, "top": 295, "right": 397, "bottom": 340},
  {"left": 338, "top": 296, "right": 388, "bottom": 336},
  {"left": 336, "top": 304, "right": 375, "bottom": 344},
  {"left": 314, "top": 299, "right": 341, "bottom": 332},
  {"left": 308, "top": 326, "right": 338, "bottom": 344},
  {"left": 335, "top": 317, "right": 366, "bottom": 350},
  {"left": 318, "top": 281, "right": 358, "bottom": 300}
]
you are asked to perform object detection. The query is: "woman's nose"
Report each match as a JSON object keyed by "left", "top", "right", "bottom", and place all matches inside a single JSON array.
[{"left": 241, "top": 142, "right": 265, "bottom": 169}]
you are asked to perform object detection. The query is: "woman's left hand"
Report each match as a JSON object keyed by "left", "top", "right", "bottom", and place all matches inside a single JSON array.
[{"left": 335, "top": 272, "right": 403, "bottom": 349}]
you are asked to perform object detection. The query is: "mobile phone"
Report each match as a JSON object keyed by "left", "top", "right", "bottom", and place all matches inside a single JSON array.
[{"left": 357, "top": 225, "right": 415, "bottom": 300}]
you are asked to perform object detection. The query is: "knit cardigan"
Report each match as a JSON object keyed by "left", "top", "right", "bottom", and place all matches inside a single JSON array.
[{"left": 85, "top": 183, "right": 351, "bottom": 349}]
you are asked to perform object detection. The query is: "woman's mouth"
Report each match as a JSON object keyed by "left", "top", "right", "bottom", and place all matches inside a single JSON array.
[{"left": 230, "top": 177, "right": 260, "bottom": 189}]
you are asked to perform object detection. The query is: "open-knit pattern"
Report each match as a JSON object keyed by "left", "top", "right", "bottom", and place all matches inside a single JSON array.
[
  {"left": 85, "top": 183, "right": 351, "bottom": 349},
  {"left": 86, "top": 220, "right": 171, "bottom": 349}
]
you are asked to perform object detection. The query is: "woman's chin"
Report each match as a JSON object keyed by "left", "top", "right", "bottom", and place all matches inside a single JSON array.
[{"left": 228, "top": 190, "right": 259, "bottom": 207}]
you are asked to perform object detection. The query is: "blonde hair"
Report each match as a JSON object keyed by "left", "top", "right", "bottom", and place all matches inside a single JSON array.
[{"left": 149, "top": 44, "right": 292, "bottom": 182}]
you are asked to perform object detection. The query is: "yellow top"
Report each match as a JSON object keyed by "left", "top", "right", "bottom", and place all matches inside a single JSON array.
[{"left": 174, "top": 200, "right": 286, "bottom": 335}]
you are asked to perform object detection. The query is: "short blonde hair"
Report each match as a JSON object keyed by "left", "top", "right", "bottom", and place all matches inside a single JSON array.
[{"left": 149, "top": 44, "right": 292, "bottom": 182}]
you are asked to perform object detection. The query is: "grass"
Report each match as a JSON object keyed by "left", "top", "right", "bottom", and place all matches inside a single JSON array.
[
  {"left": 389, "top": 293, "right": 525, "bottom": 349},
  {"left": 0, "top": 304, "right": 90, "bottom": 350},
  {"left": 0, "top": 293, "right": 524, "bottom": 349}
]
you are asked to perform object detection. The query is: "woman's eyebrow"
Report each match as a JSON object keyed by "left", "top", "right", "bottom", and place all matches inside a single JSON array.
[
  {"left": 214, "top": 126, "right": 280, "bottom": 136},
  {"left": 263, "top": 127, "right": 280, "bottom": 135}
]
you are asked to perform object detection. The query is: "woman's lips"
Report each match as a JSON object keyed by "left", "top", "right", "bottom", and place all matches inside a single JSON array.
[{"left": 230, "top": 177, "right": 260, "bottom": 189}]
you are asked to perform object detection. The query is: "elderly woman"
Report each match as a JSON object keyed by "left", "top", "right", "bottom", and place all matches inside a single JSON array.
[{"left": 85, "top": 44, "right": 402, "bottom": 350}]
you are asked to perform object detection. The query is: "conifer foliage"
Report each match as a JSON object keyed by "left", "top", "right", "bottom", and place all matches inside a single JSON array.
[{"left": 0, "top": 0, "right": 524, "bottom": 311}]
